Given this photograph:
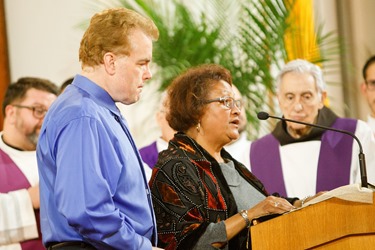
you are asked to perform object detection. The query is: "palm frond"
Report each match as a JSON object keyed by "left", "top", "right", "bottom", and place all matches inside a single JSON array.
[{"left": 87, "top": 0, "right": 342, "bottom": 138}]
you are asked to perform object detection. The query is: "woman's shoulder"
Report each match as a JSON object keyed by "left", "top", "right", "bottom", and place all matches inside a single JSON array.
[{"left": 156, "top": 146, "right": 192, "bottom": 170}]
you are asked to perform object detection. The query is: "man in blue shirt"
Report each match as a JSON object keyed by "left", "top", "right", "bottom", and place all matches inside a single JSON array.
[{"left": 37, "top": 8, "right": 162, "bottom": 250}]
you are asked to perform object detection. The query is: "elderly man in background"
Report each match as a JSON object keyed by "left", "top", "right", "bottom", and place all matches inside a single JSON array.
[
  {"left": 0, "top": 77, "right": 58, "bottom": 250},
  {"left": 250, "top": 59, "right": 375, "bottom": 199}
]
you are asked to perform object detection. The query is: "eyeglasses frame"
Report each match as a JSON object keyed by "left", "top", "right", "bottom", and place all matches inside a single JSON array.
[
  {"left": 12, "top": 104, "right": 48, "bottom": 119},
  {"left": 204, "top": 96, "right": 242, "bottom": 110}
]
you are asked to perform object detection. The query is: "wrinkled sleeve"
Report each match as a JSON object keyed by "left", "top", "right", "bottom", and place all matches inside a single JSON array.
[
  {"left": 53, "top": 117, "right": 151, "bottom": 250},
  {"left": 0, "top": 189, "right": 38, "bottom": 245},
  {"left": 192, "top": 222, "right": 227, "bottom": 250}
]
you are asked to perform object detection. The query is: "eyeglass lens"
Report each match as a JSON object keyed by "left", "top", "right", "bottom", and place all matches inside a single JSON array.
[
  {"left": 366, "top": 80, "right": 375, "bottom": 90},
  {"left": 224, "top": 97, "right": 242, "bottom": 109}
]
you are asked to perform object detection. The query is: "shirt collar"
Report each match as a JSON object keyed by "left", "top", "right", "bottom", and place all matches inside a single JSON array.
[
  {"left": 272, "top": 106, "right": 338, "bottom": 145},
  {"left": 72, "top": 74, "right": 121, "bottom": 116}
]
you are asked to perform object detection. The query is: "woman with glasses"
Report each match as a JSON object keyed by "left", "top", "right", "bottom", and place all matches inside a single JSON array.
[{"left": 149, "top": 64, "right": 311, "bottom": 250}]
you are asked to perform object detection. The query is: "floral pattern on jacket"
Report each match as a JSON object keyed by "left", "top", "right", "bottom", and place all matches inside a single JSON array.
[{"left": 149, "top": 132, "right": 269, "bottom": 249}]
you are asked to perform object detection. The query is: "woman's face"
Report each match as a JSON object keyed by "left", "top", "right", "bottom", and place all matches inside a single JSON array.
[{"left": 199, "top": 80, "right": 241, "bottom": 148}]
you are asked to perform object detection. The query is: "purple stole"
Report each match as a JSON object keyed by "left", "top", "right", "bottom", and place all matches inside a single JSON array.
[
  {"left": 139, "top": 141, "right": 158, "bottom": 169},
  {"left": 0, "top": 149, "right": 44, "bottom": 250},
  {"left": 250, "top": 118, "right": 357, "bottom": 196}
]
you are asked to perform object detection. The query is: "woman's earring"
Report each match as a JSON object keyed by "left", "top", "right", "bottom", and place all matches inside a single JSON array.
[{"left": 196, "top": 122, "right": 201, "bottom": 133}]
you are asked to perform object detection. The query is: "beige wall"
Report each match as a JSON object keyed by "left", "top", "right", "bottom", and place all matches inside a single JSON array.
[
  {"left": 341, "top": 0, "right": 375, "bottom": 120},
  {"left": 314, "top": 0, "right": 375, "bottom": 121},
  {"left": 314, "top": 0, "right": 345, "bottom": 117}
]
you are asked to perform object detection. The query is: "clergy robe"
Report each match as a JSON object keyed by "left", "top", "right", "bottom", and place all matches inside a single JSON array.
[{"left": 0, "top": 133, "right": 43, "bottom": 250}]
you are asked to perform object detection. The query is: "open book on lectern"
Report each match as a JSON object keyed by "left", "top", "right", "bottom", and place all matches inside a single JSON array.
[
  {"left": 301, "top": 183, "right": 374, "bottom": 208},
  {"left": 251, "top": 183, "right": 374, "bottom": 225}
]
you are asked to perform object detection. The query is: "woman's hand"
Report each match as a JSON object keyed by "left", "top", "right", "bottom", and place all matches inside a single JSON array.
[
  {"left": 220, "top": 196, "right": 294, "bottom": 248},
  {"left": 248, "top": 195, "right": 295, "bottom": 221}
]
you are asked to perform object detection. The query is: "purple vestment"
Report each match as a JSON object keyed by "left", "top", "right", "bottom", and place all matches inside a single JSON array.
[
  {"left": 0, "top": 149, "right": 44, "bottom": 250},
  {"left": 139, "top": 141, "right": 158, "bottom": 169},
  {"left": 250, "top": 118, "right": 357, "bottom": 196}
]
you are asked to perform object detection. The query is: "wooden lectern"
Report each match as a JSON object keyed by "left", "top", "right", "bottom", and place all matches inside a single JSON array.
[{"left": 250, "top": 193, "right": 375, "bottom": 249}]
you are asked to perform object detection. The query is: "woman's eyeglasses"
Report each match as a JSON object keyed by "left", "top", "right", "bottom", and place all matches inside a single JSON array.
[{"left": 204, "top": 96, "right": 242, "bottom": 110}]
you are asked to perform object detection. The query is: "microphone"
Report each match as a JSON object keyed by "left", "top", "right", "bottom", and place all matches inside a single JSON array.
[{"left": 257, "top": 111, "right": 371, "bottom": 188}]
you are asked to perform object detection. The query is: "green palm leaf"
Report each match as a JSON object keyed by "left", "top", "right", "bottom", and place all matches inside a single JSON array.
[{"left": 89, "top": 0, "right": 340, "bottom": 138}]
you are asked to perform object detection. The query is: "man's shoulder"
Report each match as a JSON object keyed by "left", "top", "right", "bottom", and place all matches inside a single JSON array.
[
  {"left": 335, "top": 116, "right": 357, "bottom": 122},
  {"left": 46, "top": 92, "right": 107, "bottom": 127},
  {"left": 332, "top": 117, "right": 358, "bottom": 130},
  {"left": 139, "top": 141, "right": 157, "bottom": 152},
  {"left": 251, "top": 133, "right": 275, "bottom": 143},
  {"left": 0, "top": 146, "right": 9, "bottom": 159}
]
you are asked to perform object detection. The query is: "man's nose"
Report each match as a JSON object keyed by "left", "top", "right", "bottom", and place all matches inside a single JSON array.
[
  {"left": 144, "top": 66, "right": 152, "bottom": 81},
  {"left": 293, "top": 101, "right": 303, "bottom": 111}
]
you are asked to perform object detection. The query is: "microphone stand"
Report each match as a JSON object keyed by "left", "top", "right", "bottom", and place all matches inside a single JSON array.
[{"left": 258, "top": 112, "right": 374, "bottom": 189}]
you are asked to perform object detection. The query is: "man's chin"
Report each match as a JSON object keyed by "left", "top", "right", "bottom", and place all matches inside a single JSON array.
[
  {"left": 121, "top": 97, "right": 140, "bottom": 105},
  {"left": 289, "top": 127, "right": 311, "bottom": 138},
  {"left": 28, "top": 132, "right": 39, "bottom": 146},
  {"left": 289, "top": 124, "right": 306, "bottom": 130}
]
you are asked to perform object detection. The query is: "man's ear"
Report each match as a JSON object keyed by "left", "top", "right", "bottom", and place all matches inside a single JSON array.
[
  {"left": 319, "top": 91, "right": 328, "bottom": 109},
  {"left": 360, "top": 82, "right": 367, "bottom": 96},
  {"left": 103, "top": 52, "right": 116, "bottom": 75},
  {"left": 4, "top": 105, "right": 16, "bottom": 124}
]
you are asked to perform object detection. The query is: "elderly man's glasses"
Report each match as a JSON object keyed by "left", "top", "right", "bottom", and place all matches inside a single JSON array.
[
  {"left": 12, "top": 105, "right": 48, "bottom": 119},
  {"left": 365, "top": 80, "right": 375, "bottom": 91},
  {"left": 204, "top": 96, "right": 242, "bottom": 110}
]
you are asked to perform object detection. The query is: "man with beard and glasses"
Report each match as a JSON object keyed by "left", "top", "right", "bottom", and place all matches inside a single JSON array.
[{"left": 0, "top": 77, "right": 58, "bottom": 250}]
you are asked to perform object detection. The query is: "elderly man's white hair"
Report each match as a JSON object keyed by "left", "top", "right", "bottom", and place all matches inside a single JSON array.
[{"left": 275, "top": 59, "right": 326, "bottom": 98}]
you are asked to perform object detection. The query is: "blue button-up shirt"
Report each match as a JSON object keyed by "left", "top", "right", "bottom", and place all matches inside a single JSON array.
[{"left": 37, "top": 75, "right": 157, "bottom": 249}]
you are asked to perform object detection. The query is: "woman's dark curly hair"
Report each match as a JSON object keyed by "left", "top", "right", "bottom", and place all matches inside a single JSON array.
[{"left": 166, "top": 64, "right": 232, "bottom": 132}]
